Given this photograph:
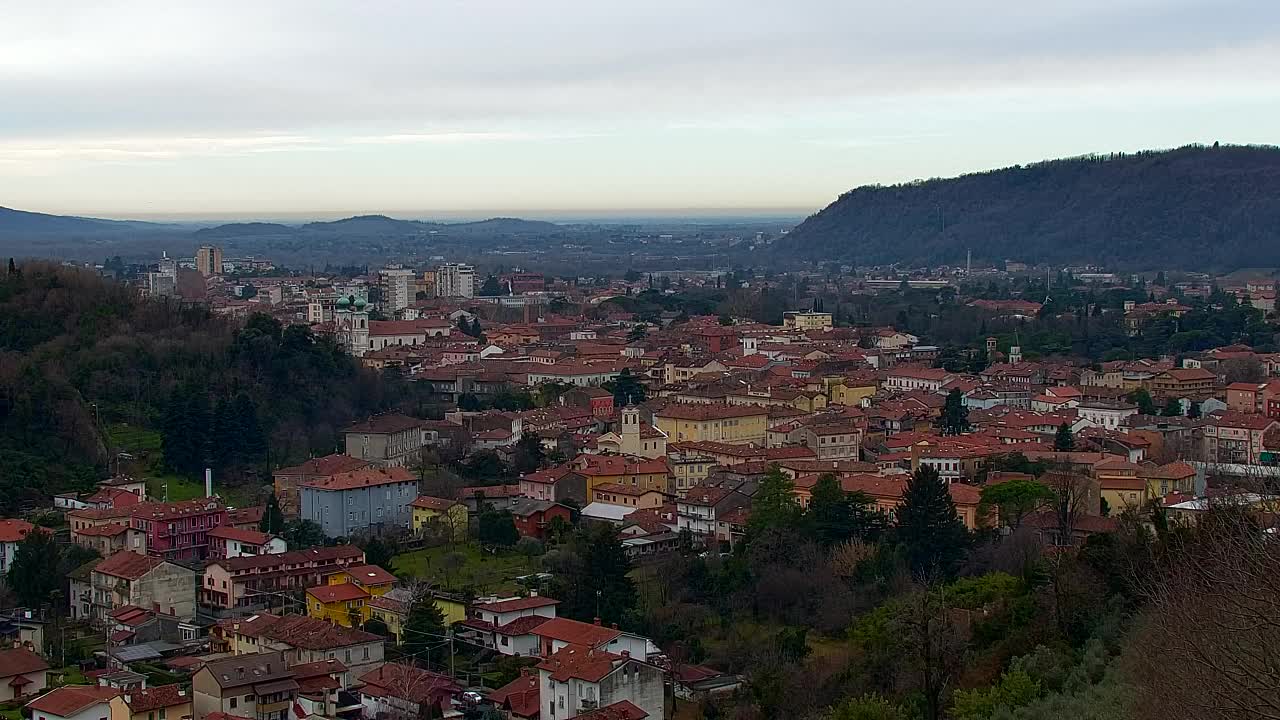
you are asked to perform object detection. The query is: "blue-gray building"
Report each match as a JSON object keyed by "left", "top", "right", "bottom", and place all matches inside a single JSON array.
[{"left": 299, "top": 467, "right": 418, "bottom": 538}]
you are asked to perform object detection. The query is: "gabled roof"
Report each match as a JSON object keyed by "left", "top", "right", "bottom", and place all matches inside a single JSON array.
[
  {"left": 343, "top": 564, "right": 397, "bottom": 586},
  {"left": 123, "top": 684, "right": 191, "bottom": 713},
  {"left": 94, "top": 551, "right": 166, "bottom": 581},
  {"left": 488, "top": 671, "right": 540, "bottom": 718},
  {"left": 474, "top": 595, "right": 561, "bottom": 614},
  {"left": 409, "top": 495, "right": 460, "bottom": 511},
  {"left": 534, "top": 618, "right": 621, "bottom": 648},
  {"left": 572, "top": 700, "right": 650, "bottom": 720},
  {"left": 306, "top": 583, "right": 369, "bottom": 604},
  {"left": 208, "top": 526, "right": 274, "bottom": 545},
  {"left": 0, "top": 647, "right": 49, "bottom": 677},
  {"left": 274, "top": 454, "right": 370, "bottom": 477},
  {"left": 26, "top": 686, "right": 120, "bottom": 716},
  {"left": 344, "top": 414, "right": 426, "bottom": 435},
  {"left": 301, "top": 466, "right": 416, "bottom": 491},
  {"left": 537, "top": 644, "right": 623, "bottom": 683}
]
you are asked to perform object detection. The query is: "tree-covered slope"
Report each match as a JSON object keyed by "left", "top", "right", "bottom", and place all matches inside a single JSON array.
[{"left": 779, "top": 145, "right": 1280, "bottom": 270}]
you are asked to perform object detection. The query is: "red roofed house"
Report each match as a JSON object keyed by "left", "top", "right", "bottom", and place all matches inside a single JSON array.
[
  {"left": 1148, "top": 366, "right": 1220, "bottom": 402},
  {"left": 460, "top": 594, "right": 560, "bottom": 656},
  {"left": 272, "top": 454, "right": 370, "bottom": 518},
  {"left": 201, "top": 546, "right": 366, "bottom": 611},
  {"left": 25, "top": 685, "right": 120, "bottom": 720},
  {"left": 299, "top": 466, "right": 418, "bottom": 537},
  {"left": 487, "top": 668, "right": 541, "bottom": 719},
  {"left": 109, "top": 683, "right": 194, "bottom": 720},
  {"left": 1203, "top": 412, "right": 1280, "bottom": 465},
  {"left": 0, "top": 647, "right": 48, "bottom": 702},
  {"left": 537, "top": 644, "right": 663, "bottom": 720},
  {"left": 207, "top": 527, "right": 286, "bottom": 560},
  {"left": 0, "top": 518, "right": 35, "bottom": 576},
  {"left": 128, "top": 498, "right": 229, "bottom": 562},
  {"left": 88, "top": 551, "right": 197, "bottom": 622},
  {"left": 358, "top": 663, "right": 462, "bottom": 720}
]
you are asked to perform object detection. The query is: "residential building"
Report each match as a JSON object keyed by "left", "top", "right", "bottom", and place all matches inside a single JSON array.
[
  {"left": 459, "top": 595, "right": 561, "bottom": 656},
  {"left": 86, "top": 551, "right": 197, "bottom": 622},
  {"left": 409, "top": 496, "right": 469, "bottom": 541},
  {"left": 201, "top": 546, "right": 365, "bottom": 611},
  {"left": 508, "top": 498, "right": 574, "bottom": 540},
  {"left": 0, "top": 518, "right": 35, "bottom": 576},
  {"left": 795, "top": 422, "right": 862, "bottom": 460},
  {"left": 192, "top": 652, "right": 297, "bottom": 720},
  {"left": 1076, "top": 401, "right": 1139, "bottom": 430},
  {"left": 207, "top": 527, "right": 286, "bottom": 560},
  {"left": 381, "top": 267, "right": 415, "bottom": 312},
  {"left": 1148, "top": 367, "right": 1219, "bottom": 401},
  {"left": 216, "top": 613, "right": 384, "bottom": 684},
  {"left": 0, "top": 647, "right": 48, "bottom": 702},
  {"left": 299, "top": 466, "right": 418, "bottom": 538},
  {"left": 367, "top": 318, "right": 452, "bottom": 351},
  {"left": 195, "top": 245, "right": 223, "bottom": 277},
  {"left": 589, "top": 484, "right": 668, "bottom": 510},
  {"left": 884, "top": 367, "right": 953, "bottom": 392},
  {"left": 594, "top": 408, "right": 668, "bottom": 459},
  {"left": 358, "top": 663, "right": 463, "bottom": 720},
  {"left": 436, "top": 263, "right": 476, "bottom": 299},
  {"left": 25, "top": 685, "right": 120, "bottom": 720},
  {"left": 108, "top": 684, "right": 193, "bottom": 720},
  {"left": 487, "top": 669, "right": 541, "bottom": 720},
  {"left": 272, "top": 454, "right": 370, "bottom": 519},
  {"left": 306, "top": 564, "right": 396, "bottom": 627},
  {"left": 676, "top": 485, "right": 750, "bottom": 540},
  {"left": 289, "top": 659, "right": 347, "bottom": 718},
  {"left": 570, "top": 454, "right": 673, "bottom": 500},
  {"left": 129, "top": 498, "right": 229, "bottom": 562},
  {"left": 782, "top": 311, "right": 834, "bottom": 331},
  {"left": 1202, "top": 412, "right": 1280, "bottom": 465},
  {"left": 343, "top": 415, "right": 428, "bottom": 467},
  {"left": 363, "top": 587, "right": 461, "bottom": 643},
  {"left": 653, "top": 403, "right": 768, "bottom": 445},
  {"left": 537, "top": 644, "right": 664, "bottom": 720}
]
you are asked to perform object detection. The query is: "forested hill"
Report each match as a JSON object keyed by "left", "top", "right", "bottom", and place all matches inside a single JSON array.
[
  {"left": 0, "top": 263, "right": 404, "bottom": 514},
  {"left": 779, "top": 145, "right": 1280, "bottom": 270}
]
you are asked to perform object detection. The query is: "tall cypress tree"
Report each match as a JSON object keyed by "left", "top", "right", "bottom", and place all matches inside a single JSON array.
[
  {"left": 1053, "top": 422, "right": 1075, "bottom": 452},
  {"left": 896, "top": 465, "right": 968, "bottom": 579},
  {"left": 233, "top": 393, "right": 268, "bottom": 468}
]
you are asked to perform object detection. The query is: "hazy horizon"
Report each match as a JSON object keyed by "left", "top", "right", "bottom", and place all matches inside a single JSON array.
[{"left": 4, "top": 1, "right": 1279, "bottom": 215}]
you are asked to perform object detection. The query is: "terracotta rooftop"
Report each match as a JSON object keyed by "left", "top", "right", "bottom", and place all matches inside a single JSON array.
[
  {"left": 0, "top": 647, "right": 49, "bottom": 677},
  {"left": 534, "top": 617, "right": 621, "bottom": 649},
  {"left": 208, "top": 526, "right": 275, "bottom": 544},
  {"left": 301, "top": 466, "right": 416, "bottom": 491},
  {"left": 26, "top": 686, "right": 120, "bottom": 716},
  {"left": 572, "top": 700, "right": 650, "bottom": 720},
  {"left": 94, "top": 550, "right": 165, "bottom": 580},
  {"left": 475, "top": 595, "right": 561, "bottom": 613},
  {"left": 343, "top": 564, "right": 398, "bottom": 586},
  {"left": 488, "top": 671, "right": 540, "bottom": 718},
  {"left": 409, "top": 495, "right": 459, "bottom": 511},
  {"left": 122, "top": 684, "right": 191, "bottom": 713},
  {"left": 344, "top": 414, "right": 426, "bottom": 435},
  {"left": 306, "top": 583, "right": 369, "bottom": 604},
  {"left": 537, "top": 644, "right": 625, "bottom": 683},
  {"left": 274, "top": 454, "right": 370, "bottom": 477},
  {"left": 655, "top": 403, "right": 768, "bottom": 421}
]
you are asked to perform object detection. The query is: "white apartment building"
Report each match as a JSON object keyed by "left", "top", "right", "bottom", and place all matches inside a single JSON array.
[{"left": 436, "top": 263, "right": 476, "bottom": 298}]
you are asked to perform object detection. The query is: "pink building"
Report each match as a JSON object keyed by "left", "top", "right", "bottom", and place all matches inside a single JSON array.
[{"left": 129, "top": 498, "right": 228, "bottom": 561}]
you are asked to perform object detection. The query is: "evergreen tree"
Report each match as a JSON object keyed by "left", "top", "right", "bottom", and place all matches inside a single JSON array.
[
  {"left": 807, "top": 474, "right": 857, "bottom": 547},
  {"left": 402, "top": 590, "right": 447, "bottom": 661},
  {"left": 1127, "top": 388, "right": 1158, "bottom": 416},
  {"left": 936, "top": 389, "right": 970, "bottom": 436},
  {"left": 896, "top": 465, "right": 968, "bottom": 579},
  {"left": 477, "top": 510, "right": 519, "bottom": 547},
  {"left": 748, "top": 466, "right": 801, "bottom": 535},
  {"left": 512, "top": 432, "right": 546, "bottom": 474},
  {"left": 5, "top": 528, "right": 60, "bottom": 608},
  {"left": 1053, "top": 422, "right": 1075, "bottom": 452},
  {"left": 551, "top": 523, "right": 636, "bottom": 625},
  {"left": 362, "top": 536, "right": 396, "bottom": 571},
  {"left": 1187, "top": 401, "right": 1202, "bottom": 419},
  {"left": 608, "top": 368, "right": 647, "bottom": 406},
  {"left": 261, "top": 493, "right": 286, "bottom": 535},
  {"left": 232, "top": 393, "right": 268, "bottom": 466},
  {"left": 211, "top": 396, "right": 235, "bottom": 470},
  {"left": 470, "top": 318, "right": 483, "bottom": 337},
  {"left": 1161, "top": 397, "right": 1184, "bottom": 416}
]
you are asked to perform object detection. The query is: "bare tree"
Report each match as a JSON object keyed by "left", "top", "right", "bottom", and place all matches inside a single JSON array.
[
  {"left": 1126, "top": 508, "right": 1280, "bottom": 720},
  {"left": 1041, "top": 467, "right": 1096, "bottom": 545},
  {"left": 893, "top": 584, "right": 967, "bottom": 720}
]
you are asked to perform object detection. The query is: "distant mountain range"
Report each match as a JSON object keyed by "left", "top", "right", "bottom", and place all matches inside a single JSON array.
[
  {"left": 777, "top": 145, "right": 1280, "bottom": 271},
  {"left": 0, "top": 206, "right": 174, "bottom": 234}
]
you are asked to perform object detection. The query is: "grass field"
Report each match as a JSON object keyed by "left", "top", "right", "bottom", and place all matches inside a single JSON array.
[
  {"left": 393, "top": 543, "right": 540, "bottom": 594},
  {"left": 108, "top": 423, "right": 258, "bottom": 507}
]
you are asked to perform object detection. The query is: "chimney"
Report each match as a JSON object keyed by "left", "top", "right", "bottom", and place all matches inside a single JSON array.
[
  {"left": 610, "top": 622, "right": 618, "bottom": 630},
  {"left": 621, "top": 650, "right": 630, "bottom": 658},
  {"left": 529, "top": 589, "right": 538, "bottom": 597},
  {"left": 593, "top": 617, "right": 601, "bottom": 626},
  {"left": 205, "top": 468, "right": 213, "bottom": 498},
  {"left": 124, "top": 695, "right": 131, "bottom": 705}
]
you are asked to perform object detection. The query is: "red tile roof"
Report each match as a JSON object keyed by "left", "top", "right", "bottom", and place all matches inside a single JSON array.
[
  {"left": 344, "top": 414, "right": 427, "bottom": 435},
  {"left": 497, "top": 615, "right": 554, "bottom": 636},
  {"left": 0, "top": 647, "right": 49, "bottom": 677},
  {"left": 94, "top": 551, "right": 164, "bottom": 580},
  {"left": 488, "top": 672, "right": 540, "bottom": 718},
  {"left": 343, "top": 564, "right": 397, "bottom": 586},
  {"left": 573, "top": 700, "right": 650, "bottom": 720},
  {"left": 534, "top": 618, "right": 621, "bottom": 649},
  {"left": 302, "top": 466, "right": 416, "bottom": 490},
  {"left": 74, "top": 522, "right": 130, "bottom": 538},
  {"left": 228, "top": 613, "right": 381, "bottom": 650},
  {"left": 26, "top": 686, "right": 120, "bottom": 716},
  {"left": 409, "top": 495, "right": 460, "bottom": 511},
  {"left": 306, "top": 584, "right": 369, "bottom": 603},
  {"left": 655, "top": 403, "right": 768, "bottom": 421},
  {"left": 537, "top": 644, "right": 623, "bottom": 683},
  {"left": 123, "top": 684, "right": 191, "bottom": 713},
  {"left": 274, "top": 454, "right": 370, "bottom": 477}
]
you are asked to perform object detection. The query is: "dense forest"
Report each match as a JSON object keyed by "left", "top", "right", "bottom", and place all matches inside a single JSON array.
[
  {"left": 0, "top": 262, "right": 411, "bottom": 512},
  {"left": 779, "top": 145, "right": 1280, "bottom": 270}
]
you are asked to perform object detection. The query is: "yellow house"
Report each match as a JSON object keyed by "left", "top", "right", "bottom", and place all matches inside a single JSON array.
[
  {"left": 307, "top": 583, "right": 370, "bottom": 627},
  {"left": 307, "top": 563, "right": 396, "bottom": 626},
  {"left": 654, "top": 403, "right": 768, "bottom": 445},
  {"left": 108, "top": 684, "right": 193, "bottom": 720},
  {"left": 572, "top": 454, "right": 673, "bottom": 498},
  {"left": 826, "top": 376, "right": 878, "bottom": 406},
  {"left": 366, "top": 591, "right": 468, "bottom": 642},
  {"left": 1140, "top": 461, "right": 1197, "bottom": 499},
  {"left": 409, "top": 496, "right": 469, "bottom": 541}
]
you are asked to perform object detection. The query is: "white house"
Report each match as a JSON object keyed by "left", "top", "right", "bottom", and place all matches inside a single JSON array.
[
  {"left": 0, "top": 648, "right": 48, "bottom": 702},
  {"left": 0, "top": 519, "right": 35, "bottom": 576},
  {"left": 26, "top": 686, "right": 119, "bottom": 720},
  {"left": 1075, "top": 401, "right": 1139, "bottom": 430},
  {"left": 537, "top": 645, "right": 665, "bottom": 720}
]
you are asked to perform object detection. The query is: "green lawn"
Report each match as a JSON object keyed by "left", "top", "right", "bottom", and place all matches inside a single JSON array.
[
  {"left": 106, "top": 423, "right": 163, "bottom": 453},
  {"left": 393, "top": 543, "right": 540, "bottom": 595}
]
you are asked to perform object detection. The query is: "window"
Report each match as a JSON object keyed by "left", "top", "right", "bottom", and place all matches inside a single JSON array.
[
  {"left": 345, "top": 649, "right": 352, "bottom": 663},
  {"left": 363, "top": 646, "right": 370, "bottom": 660},
  {"left": 230, "top": 698, "right": 238, "bottom": 709}
]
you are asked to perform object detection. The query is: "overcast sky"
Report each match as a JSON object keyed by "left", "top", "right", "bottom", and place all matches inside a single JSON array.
[{"left": 2, "top": 0, "right": 1278, "bottom": 218}]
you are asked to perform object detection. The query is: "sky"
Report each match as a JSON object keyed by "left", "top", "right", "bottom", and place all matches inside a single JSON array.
[{"left": 2, "top": 0, "right": 1279, "bottom": 219}]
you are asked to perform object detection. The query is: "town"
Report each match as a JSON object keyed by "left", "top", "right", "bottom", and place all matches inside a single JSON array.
[{"left": 2, "top": 248, "right": 1278, "bottom": 720}]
